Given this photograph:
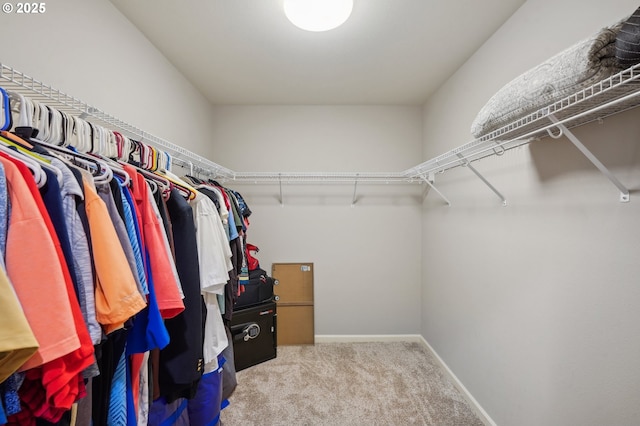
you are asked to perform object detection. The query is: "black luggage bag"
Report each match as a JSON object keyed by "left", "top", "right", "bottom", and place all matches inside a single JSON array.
[
  {"left": 234, "top": 268, "right": 278, "bottom": 309},
  {"left": 230, "top": 301, "right": 277, "bottom": 371}
]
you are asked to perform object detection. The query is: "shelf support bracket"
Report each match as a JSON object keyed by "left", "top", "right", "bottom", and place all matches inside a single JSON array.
[
  {"left": 548, "top": 115, "right": 630, "bottom": 203},
  {"left": 457, "top": 154, "right": 507, "bottom": 206},
  {"left": 279, "top": 173, "right": 284, "bottom": 207},
  {"left": 351, "top": 174, "right": 359, "bottom": 207},
  {"left": 420, "top": 174, "right": 451, "bottom": 206}
]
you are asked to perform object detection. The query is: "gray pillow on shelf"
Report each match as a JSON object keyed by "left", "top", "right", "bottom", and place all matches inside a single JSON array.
[
  {"left": 615, "top": 7, "right": 640, "bottom": 68},
  {"left": 470, "top": 21, "right": 623, "bottom": 139}
]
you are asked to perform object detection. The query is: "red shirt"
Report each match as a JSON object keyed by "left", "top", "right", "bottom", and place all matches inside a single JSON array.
[{"left": 123, "top": 165, "right": 184, "bottom": 319}]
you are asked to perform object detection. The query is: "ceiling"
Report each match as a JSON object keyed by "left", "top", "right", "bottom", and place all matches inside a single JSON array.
[{"left": 110, "top": 0, "right": 526, "bottom": 105}]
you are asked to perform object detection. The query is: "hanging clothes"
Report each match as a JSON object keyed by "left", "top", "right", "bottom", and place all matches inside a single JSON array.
[
  {"left": 188, "top": 190, "right": 231, "bottom": 371},
  {"left": 0, "top": 162, "right": 39, "bottom": 384},
  {"left": 1, "top": 154, "right": 94, "bottom": 424},
  {"left": 122, "top": 164, "right": 184, "bottom": 320},
  {"left": 50, "top": 159, "right": 101, "bottom": 347},
  {"left": 159, "top": 188, "right": 204, "bottom": 402},
  {"left": 0, "top": 89, "right": 259, "bottom": 425},
  {"left": 83, "top": 178, "right": 146, "bottom": 334}
]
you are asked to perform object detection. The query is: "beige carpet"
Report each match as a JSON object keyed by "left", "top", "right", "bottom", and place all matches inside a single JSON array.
[{"left": 221, "top": 341, "right": 485, "bottom": 426}]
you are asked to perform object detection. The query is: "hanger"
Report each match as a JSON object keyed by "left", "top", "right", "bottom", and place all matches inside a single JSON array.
[
  {"left": 0, "top": 143, "right": 47, "bottom": 187},
  {"left": 159, "top": 169, "right": 199, "bottom": 201},
  {"left": 93, "top": 152, "right": 131, "bottom": 187},
  {"left": 0, "top": 88, "right": 11, "bottom": 131},
  {"left": 184, "top": 174, "right": 205, "bottom": 185},
  {"left": 165, "top": 152, "right": 172, "bottom": 171},
  {"left": 8, "top": 92, "right": 34, "bottom": 130},
  {"left": 61, "top": 111, "right": 74, "bottom": 147},
  {"left": 146, "top": 179, "right": 158, "bottom": 194},
  {"left": 0, "top": 130, "right": 44, "bottom": 158},
  {"left": 0, "top": 133, "right": 65, "bottom": 187},
  {"left": 30, "top": 138, "right": 113, "bottom": 184},
  {"left": 124, "top": 160, "right": 197, "bottom": 200},
  {"left": 121, "top": 160, "right": 171, "bottom": 198},
  {"left": 44, "top": 107, "right": 63, "bottom": 145},
  {"left": 34, "top": 102, "right": 50, "bottom": 142},
  {"left": 164, "top": 173, "right": 197, "bottom": 200},
  {"left": 128, "top": 139, "right": 142, "bottom": 166}
]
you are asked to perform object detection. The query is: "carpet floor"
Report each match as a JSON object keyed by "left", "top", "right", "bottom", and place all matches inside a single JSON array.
[{"left": 221, "top": 341, "right": 485, "bottom": 425}]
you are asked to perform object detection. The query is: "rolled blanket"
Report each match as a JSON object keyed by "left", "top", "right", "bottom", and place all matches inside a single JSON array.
[{"left": 471, "top": 20, "right": 625, "bottom": 139}]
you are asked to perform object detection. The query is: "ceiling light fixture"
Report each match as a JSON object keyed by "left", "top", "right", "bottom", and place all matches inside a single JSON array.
[{"left": 284, "top": 0, "right": 354, "bottom": 32}]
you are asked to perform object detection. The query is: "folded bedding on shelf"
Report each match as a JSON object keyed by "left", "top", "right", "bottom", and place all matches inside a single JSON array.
[{"left": 470, "top": 20, "right": 625, "bottom": 139}]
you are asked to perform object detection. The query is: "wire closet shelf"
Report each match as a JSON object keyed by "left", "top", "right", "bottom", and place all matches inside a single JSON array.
[
  {"left": 0, "top": 63, "right": 235, "bottom": 179},
  {"left": 406, "top": 63, "right": 640, "bottom": 180},
  {"left": 1, "top": 62, "right": 640, "bottom": 184}
]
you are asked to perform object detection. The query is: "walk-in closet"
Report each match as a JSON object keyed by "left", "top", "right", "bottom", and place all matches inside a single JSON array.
[{"left": 0, "top": 1, "right": 639, "bottom": 425}]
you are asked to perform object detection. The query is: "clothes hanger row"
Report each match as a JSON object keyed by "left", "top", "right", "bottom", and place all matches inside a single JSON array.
[
  {"left": 5, "top": 89, "right": 174, "bottom": 172},
  {"left": 0, "top": 88, "right": 203, "bottom": 199}
]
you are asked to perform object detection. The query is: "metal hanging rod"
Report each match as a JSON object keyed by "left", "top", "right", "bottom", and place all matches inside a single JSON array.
[{"left": 227, "top": 171, "right": 418, "bottom": 184}]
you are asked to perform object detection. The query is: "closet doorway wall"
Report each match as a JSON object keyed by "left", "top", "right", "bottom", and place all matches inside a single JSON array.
[{"left": 272, "top": 263, "right": 314, "bottom": 345}]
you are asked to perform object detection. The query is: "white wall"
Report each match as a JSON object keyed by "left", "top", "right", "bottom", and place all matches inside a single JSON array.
[
  {"left": 0, "top": 2, "right": 424, "bottom": 335},
  {"left": 421, "top": 1, "right": 640, "bottom": 425},
  {"left": 0, "top": 0, "right": 217, "bottom": 156},
  {"left": 212, "top": 105, "right": 424, "bottom": 335}
]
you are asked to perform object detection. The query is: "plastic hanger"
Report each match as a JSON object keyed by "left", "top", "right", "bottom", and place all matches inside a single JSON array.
[
  {"left": 146, "top": 179, "right": 158, "bottom": 194},
  {"left": 61, "top": 111, "right": 74, "bottom": 147},
  {"left": 0, "top": 143, "right": 47, "bottom": 187},
  {"left": 7, "top": 91, "right": 33, "bottom": 129},
  {"left": 30, "top": 138, "right": 113, "bottom": 184},
  {"left": 0, "top": 144, "right": 44, "bottom": 185},
  {"left": 44, "top": 107, "right": 63, "bottom": 145},
  {"left": 0, "top": 88, "right": 11, "bottom": 131},
  {"left": 91, "top": 152, "right": 131, "bottom": 187},
  {"left": 122, "top": 160, "right": 198, "bottom": 200},
  {"left": 160, "top": 169, "right": 198, "bottom": 200},
  {"left": 121, "top": 160, "right": 171, "bottom": 197}
]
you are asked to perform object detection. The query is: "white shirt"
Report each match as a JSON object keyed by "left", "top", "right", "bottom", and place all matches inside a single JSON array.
[{"left": 189, "top": 191, "right": 233, "bottom": 294}]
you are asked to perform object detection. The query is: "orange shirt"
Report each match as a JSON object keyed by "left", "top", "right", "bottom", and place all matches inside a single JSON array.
[{"left": 83, "top": 178, "right": 147, "bottom": 333}]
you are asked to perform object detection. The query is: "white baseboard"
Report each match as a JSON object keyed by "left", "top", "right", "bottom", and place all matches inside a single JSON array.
[
  {"left": 418, "top": 336, "right": 497, "bottom": 426},
  {"left": 314, "top": 334, "right": 496, "bottom": 426},
  {"left": 314, "top": 334, "right": 424, "bottom": 343}
]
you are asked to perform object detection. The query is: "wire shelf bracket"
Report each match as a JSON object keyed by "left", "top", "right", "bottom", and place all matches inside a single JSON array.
[
  {"left": 419, "top": 174, "right": 451, "bottom": 206},
  {"left": 457, "top": 154, "right": 507, "bottom": 206},
  {"left": 351, "top": 174, "right": 359, "bottom": 207},
  {"left": 548, "top": 114, "right": 630, "bottom": 202}
]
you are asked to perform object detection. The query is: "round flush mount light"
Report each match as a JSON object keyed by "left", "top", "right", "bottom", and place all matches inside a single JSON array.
[{"left": 284, "top": 0, "right": 354, "bottom": 32}]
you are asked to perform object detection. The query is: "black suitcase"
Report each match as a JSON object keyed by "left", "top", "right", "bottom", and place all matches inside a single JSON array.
[
  {"left": 230, "top": 301, "right": 277, "bottom": 371},
  {"left": 234, "top": 268, "right": 278, "bottom": 309}
]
